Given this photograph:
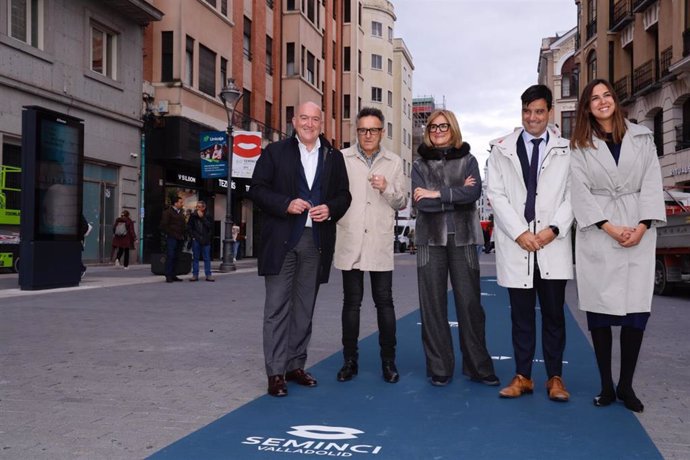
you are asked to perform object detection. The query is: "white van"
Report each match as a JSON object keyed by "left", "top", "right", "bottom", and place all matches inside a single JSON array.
[{"left": 394, "top": 219, "right": 415, "bottom": 253}]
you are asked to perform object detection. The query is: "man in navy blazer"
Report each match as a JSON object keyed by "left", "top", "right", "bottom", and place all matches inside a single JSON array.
[{"left": 250, "top": 101, "right": 351, "bottom": 397}]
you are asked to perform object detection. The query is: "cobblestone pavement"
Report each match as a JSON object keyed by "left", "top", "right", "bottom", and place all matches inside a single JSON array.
[{"left": 0, "top": 254, "right": 687, "bottom": 459}]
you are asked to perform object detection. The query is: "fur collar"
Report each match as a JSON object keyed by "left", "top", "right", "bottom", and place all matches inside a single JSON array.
[{"left": 417, "top": 142, "right": 471, "bottom": 160}]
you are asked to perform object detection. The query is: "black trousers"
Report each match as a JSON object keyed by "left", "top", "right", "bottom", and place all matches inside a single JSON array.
[
  {"left": 341, "top": 269, "right": 396, "bottom": 361},
  {"left": 115, "top": 247, "right": 130, "bottom": 267},
  {"left": 507, "top": 268, "right": 567, "bottom": 379}
]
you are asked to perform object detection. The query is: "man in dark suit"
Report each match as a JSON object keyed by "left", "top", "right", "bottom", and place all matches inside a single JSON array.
[
  {"left": 250, "top": 101, "right": 351, "bottom": 397},
  {"left": 159, "top": 196, "right": 186, "bottom": 283}
]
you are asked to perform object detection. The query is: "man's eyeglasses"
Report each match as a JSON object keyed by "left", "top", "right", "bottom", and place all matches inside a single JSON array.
[
  {"left": 428, "top": 123, "right": 450, "bottom": 133},
  {"left": 356, "top": 127, "right": 384, "bottom": 136}
]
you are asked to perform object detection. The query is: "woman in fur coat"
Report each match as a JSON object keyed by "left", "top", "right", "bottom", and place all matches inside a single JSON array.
[{"left": 411, "top": 110, "right": 498, "bottom": 387}]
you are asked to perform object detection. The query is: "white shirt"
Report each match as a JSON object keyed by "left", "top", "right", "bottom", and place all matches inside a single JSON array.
[{"left": 297, "top": 136, "right": 321, "bottom": 227}]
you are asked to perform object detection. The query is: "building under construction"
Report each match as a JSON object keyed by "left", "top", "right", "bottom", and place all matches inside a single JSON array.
[{"left": 412, "top": 96, "right": 445, "bottom": 159}]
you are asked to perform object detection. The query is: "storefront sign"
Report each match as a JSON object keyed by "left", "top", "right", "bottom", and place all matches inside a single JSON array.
[
  {"left": 232, "top": 131, "right": 262, "bottom": 179},
  {"left": 200, "top": 131, "right": 228, "bottom": 179}
]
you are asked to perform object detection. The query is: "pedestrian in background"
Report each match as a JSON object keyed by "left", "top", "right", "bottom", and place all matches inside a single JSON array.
[
  {"left": 333, "top": 107, "right": 407, "bottom": 384},
  {"left": 232, "top": 224, "right": 241, "bottom": 262},
  {"left": 569, "top": 78, "right": 666, "bottom": 412},
  {"left": 188, "top": 200, "right": 214, "bottom": 282},
  {"left": 412, "top": 109, "right": 498, "bottom": 388},
  {"left": 250, "top": 101, "right": 351, "bottom": 397},
  {"left": 112, "top": 209, "right": 136, "bottom": 269},
  {"left": 160, "top": 196, "right": 186, "bottom": 283},
  {"left": 487, "top": 84, "right": 573, "bottom": 402}
]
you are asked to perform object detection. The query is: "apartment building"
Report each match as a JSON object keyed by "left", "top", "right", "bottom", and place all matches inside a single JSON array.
[
  {"left": 574, "top": 0, "right": 690, "bottom": 187},
  {"left": 538, "top": 27, "right": 579, "bottom": 139},
  {"left": 0, "top": 0, "right": 162, "bottom": 264}
]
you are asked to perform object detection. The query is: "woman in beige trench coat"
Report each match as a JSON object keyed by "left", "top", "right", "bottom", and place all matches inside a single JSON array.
[{"left": 570, "top": 79, "right": 666, "bottom": 413}]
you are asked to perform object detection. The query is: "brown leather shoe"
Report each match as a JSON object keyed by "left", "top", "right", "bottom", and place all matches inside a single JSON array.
[
  {"left": 267, "top": 375, "right": 287, "bottom": 397},
  {"left": 285, "top": 368, "right": 318, "bottom": 387},
  {"left": 546, "top": 376, "right": 570, "bottom": 402},
  {"left": 499, "top": 374, "right": 534, "bottom": 398}
]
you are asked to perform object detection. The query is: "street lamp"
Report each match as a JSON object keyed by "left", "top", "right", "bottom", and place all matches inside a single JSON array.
[{"left": 219, "top": 78, "right": 244, "bottom": 272}]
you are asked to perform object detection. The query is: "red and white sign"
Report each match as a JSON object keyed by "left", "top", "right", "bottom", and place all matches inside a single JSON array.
[{"left": 232, "top": 131, "right": 262, "bottom": 178}]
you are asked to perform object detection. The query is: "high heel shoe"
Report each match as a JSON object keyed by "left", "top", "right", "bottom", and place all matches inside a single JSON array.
[
  {"left": 593, "top": 386, "right": 616, "bottom": 407},
  {"left": 616, "top": 386, "right": 644, "bottom": 413}
]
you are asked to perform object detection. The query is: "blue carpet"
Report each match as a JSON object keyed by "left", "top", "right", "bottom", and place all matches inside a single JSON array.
[{"left": 151, "top": 278, "right": 661, "bottom": 459}]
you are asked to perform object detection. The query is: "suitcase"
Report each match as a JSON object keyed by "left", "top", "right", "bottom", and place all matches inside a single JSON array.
[{"left": 150, "top": 252, "right": 192, "bottom": 275}]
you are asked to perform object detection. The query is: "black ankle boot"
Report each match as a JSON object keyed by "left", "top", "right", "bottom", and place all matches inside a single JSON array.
[
  {"left": 593, "top": 385, "right": 616, "bottom": 407},
  {"left": 337, "top": 359, "right": 358, "bottom": 382},
  {"left": 382, "top": 360, "right": 399, "bottom": 383}
]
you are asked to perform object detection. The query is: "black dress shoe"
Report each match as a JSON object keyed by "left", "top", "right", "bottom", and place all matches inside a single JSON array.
[
  {"left": 172, "top": 276, "right": 183, "bottom": 282},
  {"left": 382, "top": 361, "right": 400, "bottom": 383},
  {"left": 431, "top": 375, "right": 450, "bottom": 386},
  {"left": 285, "top": 368, "right": 317, "bottom": 387},
  {"left": 267, "top": 375, "right": 287, "bottom": 397},
  {"left": 337, "top": 359, "right": 358, "bottom": 382},
  {"left": 617, "top": 386, "right": 644, "bottom": 413},
  {"left": 471, "top": 374, "right": 500, "bottom": 386}
]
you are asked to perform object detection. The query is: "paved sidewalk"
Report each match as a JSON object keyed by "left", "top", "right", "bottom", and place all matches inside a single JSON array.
[{"left": 0, "top": 254, "right": 688, "bottom": 459}]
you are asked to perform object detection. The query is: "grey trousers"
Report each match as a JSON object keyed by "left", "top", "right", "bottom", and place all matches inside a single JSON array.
[
  {"left": 263, "top": 231, "right": 320, "bottom": 376},
  {"left": 417, "top": 243, "right": 495, "bottom": 379}
]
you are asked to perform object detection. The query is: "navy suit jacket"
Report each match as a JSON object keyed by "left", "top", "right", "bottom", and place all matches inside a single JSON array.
[{"left": 249, "top": 135, "right": 351, "bottom": 283}]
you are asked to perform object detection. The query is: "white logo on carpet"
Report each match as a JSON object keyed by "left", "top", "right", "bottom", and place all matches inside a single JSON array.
[{"left": 242, "top": 424, "right": 383, "bottom": 456}]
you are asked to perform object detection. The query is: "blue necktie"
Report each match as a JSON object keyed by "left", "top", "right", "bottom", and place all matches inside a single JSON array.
[{"left": 524, "top": 138, "right": 542, "bottom": 223}]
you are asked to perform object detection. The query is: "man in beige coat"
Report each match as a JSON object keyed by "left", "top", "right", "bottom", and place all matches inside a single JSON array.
[{"left": 333, "top": 107, "right": 407, "bottom": 383}]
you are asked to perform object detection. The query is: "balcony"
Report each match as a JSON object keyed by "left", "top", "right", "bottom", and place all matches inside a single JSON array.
[
  {"left": 614, "top": 75, "right": 632, "bottom": 104},
  {"left": 586, "top": 19, "right": 597, "bottom": 41},
  {"left": 633, "top": 60, "right": 658, "bottom": 95},
  {"left": 610, "top": 0, "right": 634, "bottom": 32},
  {"left": 632, "top": 0, "right": 656, "bottom": 13},
  {"left": 620, "top": 23, "right": 634, "bottom": 48},
  {"left": 642, "top": 1, "right": 659, "bottom": 30},
  {"left": 675, "top": 125, "right": 690, "bottom": 152}
]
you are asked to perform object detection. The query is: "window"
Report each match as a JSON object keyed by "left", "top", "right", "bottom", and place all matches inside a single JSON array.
[
  {"left": 221, "top": 0, "right": 228, "bottom": 15},
  {"left": 205, "top": 0, "right": 216, "bottom": 6},
  {"left": 403, "top": 128, "right": 407, "bottom": 145},
  {"left": 343, "top": 94, "right": 350, "bottom": 119},
  {"left": 161, "top": 31, "right": 173, "bottom": 82},
  {"left": 185, "top": 36, "right": 194, "bottom": 86},
  {"left": 587, "top": 50, "right": 597, "bottom": 82},
  {"left": 332, "top": 41, "right": 336, "bottom": 69},
  {"left": 343, "top": 0, "right": 351, "bottom": 22},
  {"left": 387, "top": 122, "right": 393, "bottom": 138},
  {"left": 286, "top": 106, "right": 295, "bottom": 136},
  {"left": 358, "top": 96, "right": 361, "bottom": 112},
  {"left": 287, "top": 0, "right": 296, "bottom": 10},
  {"left": 388, "top": 26, "right": 393, "bottom": 42},
  {"left": 266, "top": 0, "right": 273, "bottom": 10},
  {"left": 358, "top": 50, "right": 362, "bottom": 74},
  {"left": 306, "top": 51, "right": 316, "bottom": 85},
  {"left": 387, "top": 90, "right": 393, "bottom": 107},
  {"left": 91, "top": 23, "right": 118, "bottom": 79},
  {"left": 243, "top": 16, "right": 252, "bottom": 60},
  {"left": 220, "top": 57, "right": 228, "bottom": 88},
  {"left": 9, "top": 0, "right": 43, "bottom": 48},
  {"left": 266, "top": 35, "right": 273, "bottom": 75},
  {"left": 387, "top": 58, "right": 393, "bottom": 75},
  {"left": 561, "top": 111, "right": 575, "bottom": 140},
  {"left": 287, "top": 42, "right": 295, "bottom": 75},
  {"left": 265, "top": 101, "right": 272, "bottom": 130},
  {"left": 371, "top": 54, "right": 382, "bottom": 70},
  {"left": 242, "top": 89, "right": 251, "bottom": 129},
  {"left": 343, "top": 46, "right": 351, "bottom": 71},
  {"left": 372, "top": 87, "right": 382, "bottom": 102},
  {"left": 199, "top": 45, "right": 216, "bottom": 96},
  {"left": 371, "top": 21, "right": 382, "bottom": 37},
  {"left": 306, "top": 0, "right": 316, "bottom": 25},
  {"left": 332, "top": 90, "right": 336, "bottom": 118}
]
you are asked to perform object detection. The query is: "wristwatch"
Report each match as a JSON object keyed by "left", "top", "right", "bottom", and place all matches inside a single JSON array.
[{"left": 549, "top": 225, "right": 560, "bottom": 236}]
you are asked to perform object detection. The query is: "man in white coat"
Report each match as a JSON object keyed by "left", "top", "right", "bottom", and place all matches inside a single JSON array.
[
  {"left": 487, "top": 85, "right": 574, "bottom": 402},
  {"left": 333, "top": 107, "right": 407, "bottom": 383}
]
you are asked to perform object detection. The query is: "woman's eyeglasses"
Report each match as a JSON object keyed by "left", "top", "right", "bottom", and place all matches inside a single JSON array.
[{"left": 428, "top": 123, "right": 450, "bottom": 133}]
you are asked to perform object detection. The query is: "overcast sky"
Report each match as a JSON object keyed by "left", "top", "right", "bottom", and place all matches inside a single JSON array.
[{"left": 393, "top": 0, "right": 577, "bottom": 170}]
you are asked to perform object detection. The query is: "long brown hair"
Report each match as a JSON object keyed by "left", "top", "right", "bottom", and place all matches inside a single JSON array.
[{"left": 570, "top": 78, "right": 627, "bottom": 149}]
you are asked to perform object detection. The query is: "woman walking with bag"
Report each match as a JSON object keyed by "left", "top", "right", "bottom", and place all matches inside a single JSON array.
[
  {"left": 112, "top": 210, "right": 136, "bottom": 268},
  {"left": 570, "top": 79, "right": 666, "bottom": 412}
]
